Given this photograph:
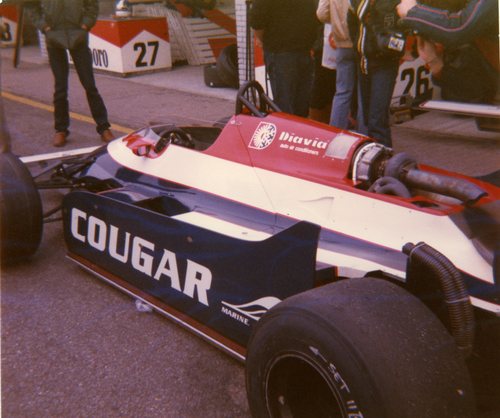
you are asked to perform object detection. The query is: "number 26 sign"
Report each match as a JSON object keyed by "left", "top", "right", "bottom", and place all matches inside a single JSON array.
[{"left": 89, "top": 17, "right": 171, "bottom": 76}]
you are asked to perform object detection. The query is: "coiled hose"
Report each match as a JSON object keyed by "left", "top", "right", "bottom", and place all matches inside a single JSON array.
[{"left": 403, "top": 242, "right": 475, "bottom": 358}]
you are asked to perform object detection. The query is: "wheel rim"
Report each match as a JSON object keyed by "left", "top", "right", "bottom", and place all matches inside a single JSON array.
[{"left": 265, "top": 352, "right": 346, "bottom": 418}]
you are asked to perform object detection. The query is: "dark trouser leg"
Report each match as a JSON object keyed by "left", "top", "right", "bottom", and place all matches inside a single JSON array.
[
  {"left": 358, "top": 71, "right": 371, "bottom": 136},
  {"left": 265, "top": 51, "right": 292, "bottom": 114},
  {"left": 360, "top": 61, "right": 398, "bottom": 147},
  {"left": 330, "top": 48, "right": 356, "bottom": 129},
  {"left": 47, "top": 46, "right": 70, "bottom": 133},
  {"left": 292, "top": 52, "right": 314, "bottom": 118},
  {"left": 70, "top": 44, "right": 110, "bottom": 134},
  {"left": 264, "top": 50, "right": 313, "bottom": 117}
]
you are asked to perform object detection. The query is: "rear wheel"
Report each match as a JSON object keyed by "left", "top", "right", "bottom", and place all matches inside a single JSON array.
[
  {"left": 246, "top": 278, "right": 475, "bottom": 418},
  {"left": 0, "top": 152, "right": 43, "bottom": 265},
  {"left": 215, "top": 44, "right": 239, "bottom": 89}
]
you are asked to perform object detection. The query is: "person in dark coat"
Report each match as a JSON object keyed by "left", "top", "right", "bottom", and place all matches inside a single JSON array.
[
  {"left": 249, "top": 0, "right": 320, "bottom": 117},
  {"left": 348, "top": 0, "right": 403, "bottom": 147},
  {"left": 29, "top": 0, "right": 114, "bottom": 147}
]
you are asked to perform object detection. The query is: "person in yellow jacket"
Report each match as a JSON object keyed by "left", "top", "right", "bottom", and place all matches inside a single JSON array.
[{"left": 347, "top": 0, "right": 403, "bottom": 147}]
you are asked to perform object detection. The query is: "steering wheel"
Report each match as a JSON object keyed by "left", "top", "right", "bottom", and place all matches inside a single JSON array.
[
  {"left": 154, "top": 127, "right": 195, "bottom": 153},
  {"left": 235, "top": 80, "right": 281, "bottom": 117}
]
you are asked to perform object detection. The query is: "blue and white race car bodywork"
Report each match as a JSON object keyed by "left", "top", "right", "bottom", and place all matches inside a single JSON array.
[
  {"left": 60, "top": 90, "right": 498, "bottom": 358},
  {"left": 4, "top": 82, "right": 499, "bottom": 417}
]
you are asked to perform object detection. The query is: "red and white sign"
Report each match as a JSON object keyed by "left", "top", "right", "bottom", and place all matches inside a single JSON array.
[
  {"left": 0, "top": 5, "right": 18, "bottom": 47},
  {"left": 89, "top": 17, "right": 171, "bottom": 75}
]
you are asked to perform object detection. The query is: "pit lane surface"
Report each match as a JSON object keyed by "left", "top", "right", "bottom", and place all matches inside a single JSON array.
[{"left": 1, "top": 57, "right": 499, "bottom": 417}]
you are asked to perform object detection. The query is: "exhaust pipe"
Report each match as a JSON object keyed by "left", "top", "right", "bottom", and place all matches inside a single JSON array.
[{"left": 385, "top": 152, "right": 487, "bottom": 205}]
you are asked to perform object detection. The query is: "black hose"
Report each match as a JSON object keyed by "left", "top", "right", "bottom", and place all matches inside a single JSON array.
[
  {"left": 368, "top": 176, "right": 412, "bottom": 198},
  {"left": 384, "top": 152, "right": 488, "bottom": 205},
  {"left": 403, "top": 168, "right": 488, "bottom": 205},
  {"left": 403, "top": 242, "right": 475, "bottom": 357}
]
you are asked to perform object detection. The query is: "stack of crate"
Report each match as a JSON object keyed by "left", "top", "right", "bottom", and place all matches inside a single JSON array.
[
  {"left": 131, "top": 3, "right": 191, "bottom": 63},
  {"left": 131, "top": 2, "right": 236, "bottom": 66}
]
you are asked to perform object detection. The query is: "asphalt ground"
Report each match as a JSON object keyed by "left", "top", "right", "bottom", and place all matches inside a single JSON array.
[
  {"left": 1, "top": 46, "right": 499, "bottom": 417},
  {"left": 0, "top": 53, "right": 247, "bottom": 418}
]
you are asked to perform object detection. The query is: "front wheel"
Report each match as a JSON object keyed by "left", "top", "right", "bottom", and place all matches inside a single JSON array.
[
  {"left": 0, "top": 152, "right": 43, "bottom": 265},
  {"left": 245, "top": 278, "right": 475, "bottom": 418}
]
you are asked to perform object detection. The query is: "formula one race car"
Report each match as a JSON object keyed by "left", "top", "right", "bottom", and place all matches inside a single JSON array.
[{"left": 2, "top": 81, "right": 499, "bottom": 417}]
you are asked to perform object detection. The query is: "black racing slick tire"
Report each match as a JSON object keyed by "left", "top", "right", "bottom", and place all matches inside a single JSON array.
[
  {"left": 216, "top": 44, "right": 239, "bottom": 89},
  {"left": 245, "top": 278, "right": 475, "bottom": 418},
  {"left": 0, "top": 152, "right": 43, "bottom": 265}
]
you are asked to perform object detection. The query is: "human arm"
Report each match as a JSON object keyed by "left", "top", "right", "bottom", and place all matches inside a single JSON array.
[
  {"left": 81, "top": 0, "right": 99, "bottom": 30},
  {"left": 396, "top": 0, "right": 416, "bottom": 18},
  {"left": 398, "top": 0, "right": 498, "bottom": 47},
  {"left": 249, "top": 0, "right": 269, "bottom": 48},
  {"left": 25, "top": 2, "right": 49, "bottom": 33},
  {"left": 330, "top": 0, "right": 351, "bottom": 44},
  {"left": 316, "top": 0, "right": 331, "bottom": 24}
]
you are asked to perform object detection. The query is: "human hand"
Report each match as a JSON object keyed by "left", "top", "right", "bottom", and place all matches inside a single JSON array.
[
  {"left": 416, "top": 36, "right": 438, "bottom": 62},
  {"left": 402, "top": 49, "right": 416, "bottom": 62},
  {"left": 416, "top": 36, "right": 443, "bottom": 75},
  {"left": 328, "top": 33, "right": 336, "bottom": 49},
  {"left": 397, "top": 0, "right": 417, "bottom": 17}
]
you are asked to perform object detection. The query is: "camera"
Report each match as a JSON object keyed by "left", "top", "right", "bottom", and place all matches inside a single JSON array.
[
  {"left": 387, "top": 32, "right": 406, "bottom": 52},
  {"left": 377, "top": 31, "right": 406, "bottom": 54}
]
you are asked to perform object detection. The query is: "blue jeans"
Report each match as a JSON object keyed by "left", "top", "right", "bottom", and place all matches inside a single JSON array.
[
  {"left": 48, "top": 42, "right": 110, "bottom": 134},
  {"left": 330, "top": 47, "right": 356, "bottom": 129},
  {"left": 358, "top": 61, "right": 399, "bottom": 147},
  {"left": 264, "top": 50, "right": 313, "bottom": 117}
]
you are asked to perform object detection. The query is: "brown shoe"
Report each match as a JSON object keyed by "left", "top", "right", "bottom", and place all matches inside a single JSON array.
[
  {"left": 100, "top": 129, "right": 114, "bottom": 143},
  {"left": 53, "top": 131, "right": 67, "bottom": 147}
]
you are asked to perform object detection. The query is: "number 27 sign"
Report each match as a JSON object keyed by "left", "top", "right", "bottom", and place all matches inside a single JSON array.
[{"left": 89, "top": 17, "right": 171, "bottom": 76}]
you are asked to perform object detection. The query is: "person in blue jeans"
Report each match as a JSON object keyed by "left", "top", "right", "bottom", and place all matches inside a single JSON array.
[
  {"left": 348, "top": 0, "right": 402, "bottom": 147},
  {"left": 317, "top": 0, "right": 357, "bottom": 129},
  {"left": 358, "top": 62, "right": 399, "bottom": 144},
  {"left": 308, "top": 26, "right": 337, "bottom": 123},
  {"left": 46, "top": 43, "right": 113, "bottom": 146},
  {"left": 264, "top": 51, "right": 315, "bottom": 117},
  {"left": 29, "top": 0, "right": 114, "bottom": 147},
  {"left": 330, "top": 48, "right": 357, "bottom": 129},
  {"left": 250, "top": 0, "right": 320, "bottom": 117}
]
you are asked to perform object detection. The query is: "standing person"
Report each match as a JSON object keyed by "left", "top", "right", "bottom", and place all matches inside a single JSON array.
[
  {"left": 317, "top": 0, "right": 357, "bottom": 129},
  {"left": 348, "top": 0, "right": 403, "bottom": 147},
  {"left": 308, "top": 24, "right": 337, "bottom": 123},
  {"left": 397, "top": 0, "right": 498, "bottom": 104},
  {"left": 29, "top": 0, "right": 114, "bottom": 147},
  {"left": 249, "top": 0, "right": 320, "bottom": 117}
]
